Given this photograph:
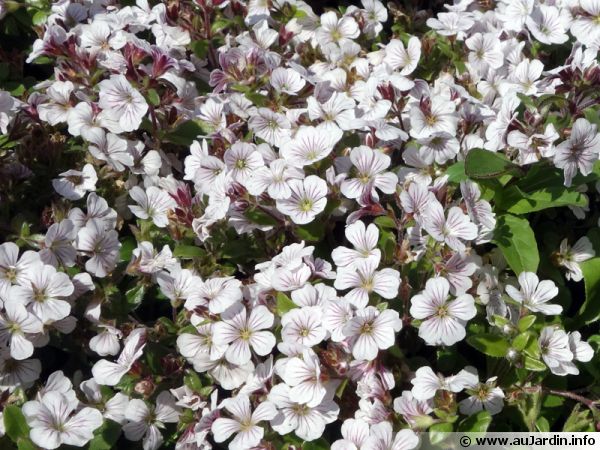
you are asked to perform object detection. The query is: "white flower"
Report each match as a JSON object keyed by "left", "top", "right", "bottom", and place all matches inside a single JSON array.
[
  {"left": 270, "top": 68, "right": 306, "bottom": 95},
  {"left": 399, "top": 182, "right": 434, "bottom": 225},
  {"left": 11, "top": 263, "right": 74, "bottom": 322},
  {"left": 422, "top": 201, "right": 478, "bottom": 251},
  {"left": 76, "top": 219, "right": 120, "bottom": 278},
  {"left": 224, "top": 141, "right": 265, "bottom": 187},
  {"left": 211, "top": 394, "right": 277, "bottom": 450},
  {"left": 323, "top": 296, "right": 354, "bottom": 342},
  {"left": 558, "top": 331, "right": 594, "bottom": 376},
  {"left": 410, "top": 277, "right": 476, "bottom": 346},
  {"left": 92, "top": 328, "right": 146, "bottom": 386},
  {"left": 556, "top": 236, "right": 595, "bottom": 282},
  {"left": 0, "top": 302, "right": 42, "bottom": 360},
  {"left": 538, "top": 326, "right": 573, "bottom": 375},
  {"left": 0, "top": 347, "right": 41, "bottom": 391},
  {"left": 52, "top": 164, "right": 97, "bottom": 201},
  {"left": 554, "top": 118, "right": 600, "bottom": 187},
  {"left": 185, "top": 140, "right": 226, "bottom": 193},
  {"left": 88, "top": 131, "right": 134, "bottom": 172},
  {"left": 98, "top": 74, "right": 148, "bottom": 132},
  {"left": 40, "top": 219, "right": 77, "bottom": 268},
  {"left": 89, "top": 324, "right": 122, "bottom": 356},
  {"left": 409, "top": 98, "right": 458, "bottom": 139},
  {"left": 426, "top": 12, "right": 474, "bottom": 39},
  {"left": 247, "top": 159, "right": 304, "bottom": 199},
  {"left": 410, "top": 365, "right": 477, "bottom": 401},
  {"left": 526, "top": 5, "right": 568, "bottom": 45},
  {"left": 509, "top": 58, "right": 543, "bottom": 96},
  {"left": 37, "top": 80, "right": 73, "bottom": 125},
  {"left": 269, "top": 383, "right": 339, "bottom": 441},
  {"left": 280, "top": 349, "right": 329, "bottom": 408},
  {"left": 507, "top": 123, "right": 559, "bottom": 164},
  {"left": 343, "top": 306, "right": 402, "bottom": 361},
  {"left": 393, "top": 391, "right": 433, "bottom": 427},
  {"left": 335, "top": 258, "right": 400, "bottom": 309},
  {"left": 124, "top": 391, "right": 181, "bottom": 450},
  {"left": 497, "top": 0, "right": 532, "bottom": 32},
  {"left": 416, "top": 132, "right": 460, "bottom": 165},
  {"left": 332, "top": 220, "right": 381, "bottom": 268},
  {"left": 213, "top": 303, "right": 276, "bottom": 365},
  {"left": 281, "top": 306, "right": 326, "bottom": 347},
  {"left": 0, "top": 243, "right": 39, "bottom": 286},
  {"left": 460, "top": 180, "right": 496, "bottom": 244},
  {"left": 316, "top": 11, "right": 360, "bottom": 47},
  {"left": 340, "top": 146, "right": 398, "bottom": 200},
  {"left": 281, "top": 125, "right": 342, "bottom": 167},
  {"left": 384, "top": 37, "right": 421, "bottom": 75},
  {"left": 571, "top": 0, "right": 600, "bottom": 46},
  {"left": 178, "top": 319, "right": 227, "bottom": 362},
  {"left": 129, "top": 186, "right": 176, "bottom": 228},
  {"left": 306, "top": 92, "right": 356, "bottom": 131},
  {"left": 248, "top": 108, "right": 291, "bottom": 147},
  {"left": 363, "top": 422, "right": 419, "bottom": 450},
  {"left": 157, "top": 268, "right": 203, "bottom": 307},
  {"left": 465, "top": 33, "right": 504, "bottom": 74},
  {"left": 459, "top": 373, "right": 505, "bottom": 416},
  {"left": 505, "top": 272, "right": 561, "bottom": 315},
  {"left": 185, "top": 276, "right": 242, "bottom": 314},
  {"left": 22, "top": 391, "right": 103, "bottom": 450},
  {"left": 332, "top": 418, "right": 370, "bottom": 450},
  {"left": 276, "top": 175, "right": 328, "bottom": 224}
]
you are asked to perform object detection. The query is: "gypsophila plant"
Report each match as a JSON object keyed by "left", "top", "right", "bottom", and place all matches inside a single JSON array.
[{"left": 0, "top": 0, "right": 599, "bottom": 448}]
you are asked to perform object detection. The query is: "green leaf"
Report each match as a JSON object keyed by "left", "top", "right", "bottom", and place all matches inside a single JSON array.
[
  {"left": 496, "top": 185, "right": 587, "bottom": 214},
  {"left": 184, "top": 369, "right": 203, "bottom": 392},
  {"left": 575, "top": 257, "right": 600, "bottom": 325},
  {"left": 303, "top": 438, "right": 330, "bottom": 450},
  {"left": 17, "top": 438, "right": 36, "bottom": 450},
  {"left": 493, "top": 214, "right": 539, "bottom": 274},
  {"left": 536, "top": 417, "right": 550, "bottom": 432},
  {"left": 378, "top": 229, "right": 396, "bottom": 264},
  {"left": 244, "top": 207, "right": 279, "bottom": 226},
  {"left": 512, "top": 332, "right": 531, "bottom": 351},
  {"left": 428, "top": 422, "right": 453, "bottom": 445},
  {"left": 164, "top": 120, "right": 210, "bottom": 145},
  {"left": 173, "top": 245, "right": 205, "bottom": 259},
  {"left": 517, "top": 387, "right": 543, "bottom": 431},
  {"left": 276, "top": 292, "right": 297, "bottom": 316},
  {"left": 563, "top": 404, "right": 595, "bottom": 432},
  {"left": 295, "top": 221, "right": 325, "bottom": 242},
  {"left": 245, "top": 91, "right": 269, "bottom": 107},
  {"left": 467, "top": 334, "right": 510, "bottom": 357},
  {"left": 88, "top": 420, "right": 122, "bottom": 450},
  {"left": 458, "top": 410, "right": 492, "bottom": 432},
  {"left": 211, "top": 18, "right": 232, "bottom": 33},
  {"left": 119, "top": 236, "right": 136, "bottom": 262},
  {"left": 374, "top": 216, "right": 396, "bottom": 229},
  {"left": 523, "top": 356, "right": 547, "bottom": 371},
  {"left": 3, "top": 405, "right": 30, "bottom": 442},
  {"left": 191, "top": 40, "right": 209, "bottom": 59},
  {"left": 465, "top": 148, "right": 523, "bottom": 179},
  {"left": 517, "top": 315, "right": 536, "bottom": 332},
  {"left": 146, "top": 88, "right": 160, "bottom": 106},
  {"left": 126, "top": 284, "right": 146, "bottom": 311},
  {"left": 445, "top": 161, "right": 467, "bottom": 183}
]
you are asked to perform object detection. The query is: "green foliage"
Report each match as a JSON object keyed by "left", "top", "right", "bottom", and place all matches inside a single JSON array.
[
  {"left": 493, "top": 214, "right": 539, "bottom": 275},
  {"left": 467, "top": 334, "right": 510, "bottom": 357},
  {"left": 464, "top": 149, "right": 523, "bottom": 180}
]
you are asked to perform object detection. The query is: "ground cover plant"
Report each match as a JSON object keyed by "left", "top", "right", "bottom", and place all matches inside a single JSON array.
[{"left": 0, "top": 0, "right": 599, "bottom": 448}]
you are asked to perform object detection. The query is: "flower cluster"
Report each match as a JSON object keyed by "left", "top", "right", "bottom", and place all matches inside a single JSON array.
[{"left": 0, "top": 0, "right": 599, "bottom": 448}]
